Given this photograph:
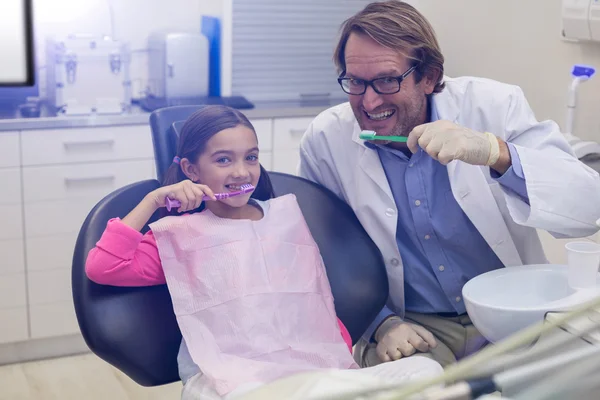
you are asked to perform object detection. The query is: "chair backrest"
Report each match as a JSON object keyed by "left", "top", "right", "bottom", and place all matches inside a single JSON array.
[
  {"left": 149, "top": 105, "right": 204, "bottom": 183},
  {"left": 72, "top": 174, "right": 388, "bottom": 387}
]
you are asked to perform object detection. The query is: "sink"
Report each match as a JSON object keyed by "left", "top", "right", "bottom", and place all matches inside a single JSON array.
[{"left": 462, "top": 264, "right": 600, "bottom": 343}]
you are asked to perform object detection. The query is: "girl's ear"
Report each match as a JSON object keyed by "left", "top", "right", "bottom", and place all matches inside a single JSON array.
[{"left": 180, "top": 158, "right": 199, "bottom": 182}]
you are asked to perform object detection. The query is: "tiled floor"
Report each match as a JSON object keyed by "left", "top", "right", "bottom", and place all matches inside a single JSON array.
[{"left": 0, "top": 353, "right": 182, "bottom": 400}]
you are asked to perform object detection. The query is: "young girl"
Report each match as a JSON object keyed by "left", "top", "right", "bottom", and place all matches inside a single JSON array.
[{"left": 86, "top": 105, "right": 442, "bottom": 399}]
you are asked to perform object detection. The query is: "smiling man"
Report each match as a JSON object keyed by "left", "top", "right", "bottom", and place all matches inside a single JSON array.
[{"left": 298, "top": 1, "right": 600, "bottom": 368}]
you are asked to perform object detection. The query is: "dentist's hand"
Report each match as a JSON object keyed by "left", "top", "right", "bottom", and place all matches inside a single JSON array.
[
  {"left": 375, "top": 317, "right": 438, "bottom": 362},
  {"left": 407, "top": 120, "right": 507, "bottom": 170}
]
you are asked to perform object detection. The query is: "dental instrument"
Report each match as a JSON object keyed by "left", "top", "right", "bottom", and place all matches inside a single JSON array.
[
  {"left": 164, "top": 183, "right": 254, "bottom": 211},
  {"left": 359, "top": 130, "right": 408, "bottom": 143},
  {"left": 316, "top": 293, "right": 600, "bottom": 400}
]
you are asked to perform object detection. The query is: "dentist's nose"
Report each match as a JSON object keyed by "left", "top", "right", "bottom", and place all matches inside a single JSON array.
[{"left": 362, "top": 85, "right": 384, "bottom": 112}]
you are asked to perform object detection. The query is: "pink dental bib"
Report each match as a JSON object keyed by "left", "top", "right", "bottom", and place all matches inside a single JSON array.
[{"left": 150, "top": 194, "right": 357, "bottom": 396}]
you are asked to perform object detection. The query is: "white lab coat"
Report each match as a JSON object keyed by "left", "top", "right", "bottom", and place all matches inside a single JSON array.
[{"left": 298, "top": 75, "right": 600, "bottom": 319}]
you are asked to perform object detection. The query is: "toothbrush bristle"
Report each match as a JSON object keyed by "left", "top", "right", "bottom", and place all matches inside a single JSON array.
[{"left": 241, "top": 184, "right": 254, "bottom": 192}]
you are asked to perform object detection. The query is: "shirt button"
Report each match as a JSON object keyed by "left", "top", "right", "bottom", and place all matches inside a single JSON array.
[
  {"left": 456, "top": 296, "right": 462, "bottom": 303},
  {"left": 414, "top": 200, "right": 421, "bottom": 206},
  {"left": 390, "top": 258, "right": 400, "bottom": 266},
  {"left": 385, "top": 208, "right": 396, "bottom": 217},
  {"left": 409, "top": 163, "right": 414, "bottom": 168},
  {"left": 424, "top": 235, "right": 431, "bottom": 240},
  {"left": 438, "top": 265, "right": 445, "bottom": 272}
]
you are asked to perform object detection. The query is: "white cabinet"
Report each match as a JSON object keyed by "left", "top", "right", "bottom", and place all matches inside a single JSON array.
[
  {"left": 0, "top": 124, "right": 157, "bottom": 342},
  {"left": 271, "top": 117, "right": 313, "bottom": 175},
  {"left": 0, "top": 133, "right": 26, "bottom": 344},
  {"left": 0, "top": 308, "right": 28, "bottom": 344},
  {"left": 0, "top": 131, "right": 20, "bottom": 168},
  {"left": 21, "top": 126, "right": 154, "bottom": 166},
  {"left": 20, "top": 125, "right": 155, "bottom": 339}
]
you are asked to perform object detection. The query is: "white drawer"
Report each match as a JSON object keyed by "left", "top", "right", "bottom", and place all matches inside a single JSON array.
[
  {"left": 273, "top": 149, "right": 301, "bottom": 176},
  {"left": 30, "top": 301, "right": 79, "bottom": 339},
  {"left": 0, "top": 239, "right": 25, "bottom": 274},
  {"left": 0, "top": 131, "right": 20, "bottom": 168},
  {"left": 0, "top": 273, "right": 26, "bottom": 309},
  {"left": 0, "top": 307, "right": 28, "bottom": 344},
  {"left": 21, "top": 125, "right": 154, "bottom": 166},
  {"left": 28, "top": 269, "right": 72, "bottom": 306},
  {"left": 25, "top": 197, "right": 100, "bottom": 237},
  {"left": 248, "top": 118, "right": 272, "bottom": 151},
  {"left": 0, "top": 203, "right": 23, "bottom": 240},
  {"left": 273, "top": 117, "right": 314, "bottom": 150},
  {"left": 23, "top": 159, "right": 155, "bottom": 203},
  {"left": 26, "top": 234, "right": 78, "bottom": 272},
  {"left": 0, "top": 168, "right": 21, "bottom": 205}
]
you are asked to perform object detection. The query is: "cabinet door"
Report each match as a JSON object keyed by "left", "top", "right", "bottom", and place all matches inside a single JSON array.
[
  {"left": 273, "top": 149, "right": 301, "bottom": 176},
  {"left": 0, "top": 307, "right": 28, "bottom": 344},
  {"left": 0, "top": 131, "right": 20, "bottom": 168},
  {"left": 29, "top": 301, "right": 79, "bottom": 339},
  {"left": 21, "top": 125, "right": 154, "bottom": 166},
  {"left": 272, "top": 117, "right": 313, "bottom": 150}
]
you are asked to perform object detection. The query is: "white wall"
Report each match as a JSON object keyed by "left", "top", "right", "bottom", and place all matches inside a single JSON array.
[
  {"left": 32, "top": 0, "right": 222, "bottom": 99},
  {"left": 409, "top": 0, "right": 600, "bottom": 141}
]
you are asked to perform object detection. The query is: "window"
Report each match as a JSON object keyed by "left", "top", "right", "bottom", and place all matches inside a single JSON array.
[{"left": 231, "top": 0, "right": 371, "bottom": 104}]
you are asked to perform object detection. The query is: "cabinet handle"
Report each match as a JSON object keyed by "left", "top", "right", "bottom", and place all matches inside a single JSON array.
[
  {"left": 64, "top": 175, "right": 116, "bottom": 185},
  {"left": 63, "top": 139, "right": 115, "bottom": 149},
  {"left": 289, "top": 129, "right": 305, "bottom": 136}
]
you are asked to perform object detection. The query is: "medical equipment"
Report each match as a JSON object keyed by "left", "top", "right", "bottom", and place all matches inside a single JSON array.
[
  {"left": 231, "top": 271, "right": 600, "bottom": 400},
  {"left": 164, "top": 183, "right": 254, "bottom": 211},
  {"left": 561, "top": 0, "right": 600, "bottom": 42},
  {"left": 462, "top": 263, "right": 600, "bottom": 344},
  {"left": 359, "top": 130, "right": 408, "bottom": 143},
  {"left": 45, "top": 34, "right": 132, "bottom": 115},
  {"left": 147, "top": 32, "right": 210, "bottom": 101},
  {"left": 562, "top": 64, "right": 600, "bottom": 159}
]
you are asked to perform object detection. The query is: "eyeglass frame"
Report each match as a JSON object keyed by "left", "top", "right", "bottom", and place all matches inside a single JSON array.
[{"left": 337, "top": 65, "right": 418, "bottom": 95}]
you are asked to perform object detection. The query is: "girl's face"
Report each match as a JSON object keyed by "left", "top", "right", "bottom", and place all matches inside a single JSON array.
[{"left": 183, "top": 125, "right": 261, "bottom": 212}]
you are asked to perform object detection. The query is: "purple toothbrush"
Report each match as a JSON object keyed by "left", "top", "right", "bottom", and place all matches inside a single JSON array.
[{"left": 165, "top": 183, "right": 255, "bottom": 211}]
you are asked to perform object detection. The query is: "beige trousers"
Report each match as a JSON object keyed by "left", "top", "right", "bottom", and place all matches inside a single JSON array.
[{"left": 356, "top": 312, "right": 488, "bottom": 368}]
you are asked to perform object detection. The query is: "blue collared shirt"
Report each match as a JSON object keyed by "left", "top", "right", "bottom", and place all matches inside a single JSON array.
[{"left": 363, "top": 101, "right": 529, "bottom": 341}]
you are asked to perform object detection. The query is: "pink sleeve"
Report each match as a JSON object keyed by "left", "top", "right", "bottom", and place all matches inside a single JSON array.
[
  {"left": 337, "top": 318, "right": 353, "bottom": 353},
  {"left": 85, "top": 218, "right": 166, "bottom": 286}
]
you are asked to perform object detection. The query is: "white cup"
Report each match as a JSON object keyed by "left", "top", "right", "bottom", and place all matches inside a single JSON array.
[{"left": 565, "top": 241, "right": 600, "bottom": 289}]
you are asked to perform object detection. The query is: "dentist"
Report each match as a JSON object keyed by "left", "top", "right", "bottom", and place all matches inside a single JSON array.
[{"left": 298, "top": 0, "right": 600, "bottom": 368}]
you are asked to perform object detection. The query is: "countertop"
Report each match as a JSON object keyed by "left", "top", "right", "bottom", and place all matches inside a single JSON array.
[{"left": 0, "top": 100, "right": 345, "bottom": 132}]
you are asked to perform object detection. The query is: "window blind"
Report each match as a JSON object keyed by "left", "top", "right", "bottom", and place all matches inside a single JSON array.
[{"left": 231, "top": 0, "right": 371, "bottom": 103}]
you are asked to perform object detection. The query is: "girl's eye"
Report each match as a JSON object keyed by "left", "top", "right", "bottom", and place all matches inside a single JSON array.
[
  {"left": 216, "top": 157, "right": 230, "bottom": 164},
  {"left": 247, "top": 154, "right": 258, "bottom": 162}
]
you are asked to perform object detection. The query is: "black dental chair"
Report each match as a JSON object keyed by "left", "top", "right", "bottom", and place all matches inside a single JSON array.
[{"left": 71, "top": 105, "right": 388, "bottom": 386}]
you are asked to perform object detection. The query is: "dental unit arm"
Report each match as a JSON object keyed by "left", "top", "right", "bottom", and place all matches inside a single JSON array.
[{"left": 564, "top": 64, "right": 600, "bottom": 159}]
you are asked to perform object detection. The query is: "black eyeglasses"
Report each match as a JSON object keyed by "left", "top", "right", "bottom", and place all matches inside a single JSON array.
[{"left": 337, "top": 65, "right": 417, "bottom": 95}]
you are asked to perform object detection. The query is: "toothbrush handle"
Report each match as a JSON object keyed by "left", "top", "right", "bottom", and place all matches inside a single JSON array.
[{"left": 165, "top": 193, "right": 228, "bottom": 211}]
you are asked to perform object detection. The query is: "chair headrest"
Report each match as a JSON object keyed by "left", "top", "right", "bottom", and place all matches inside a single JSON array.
[{"left": 169, "top": 120, "right": 185, "bottom": 140}]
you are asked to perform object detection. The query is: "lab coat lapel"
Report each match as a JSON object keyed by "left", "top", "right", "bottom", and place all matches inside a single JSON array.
[
  {"left": 447, "top": 161, "right": 523, "bottom": 267},
  {"left": 352, "top": 127, "right": 394, "bottom": 202},
  {"left": 435, "top": 83, "right": 522, "bottom": 267}
]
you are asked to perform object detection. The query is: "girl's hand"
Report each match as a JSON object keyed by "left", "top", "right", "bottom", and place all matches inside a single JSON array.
[{"left": 149, "top": 180, "right": 217, "bottom": 213}]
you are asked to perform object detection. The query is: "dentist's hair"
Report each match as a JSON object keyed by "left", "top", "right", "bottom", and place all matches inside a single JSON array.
[
  {"left": 333, "top": 0, "right": 445, "bottom": 94},
  {"left": 163, "top": 105, "right": 275, "bottom": 207}
]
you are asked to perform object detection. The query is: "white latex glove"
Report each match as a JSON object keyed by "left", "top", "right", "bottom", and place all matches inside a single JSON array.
[
  {"left": 407, "top": 120, "right": 500, "bottom": 166},
  {"left": 375, "top": 317, "right": 438, "bottom": 362}
]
